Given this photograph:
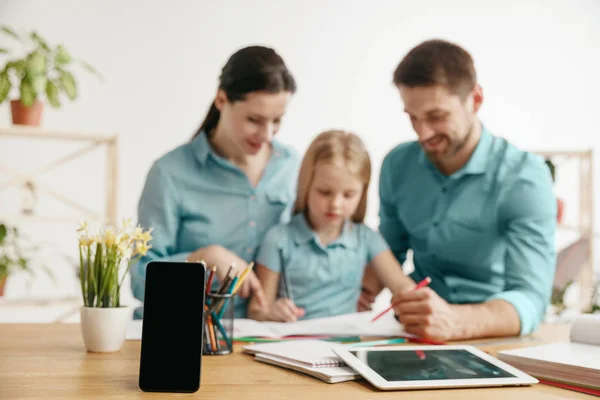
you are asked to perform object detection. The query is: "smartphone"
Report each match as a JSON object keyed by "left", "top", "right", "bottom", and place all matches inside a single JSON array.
[{"left": 139, "top": 261, "right": 206, "bottom": 393}]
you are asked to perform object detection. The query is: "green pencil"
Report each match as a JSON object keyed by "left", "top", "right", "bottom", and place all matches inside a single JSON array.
[
  {"left": 348, "top": 338, "right": 406, "bottom": 347},
  {"left": 234, "top": 336, "right": 361, "bottom": 343}
]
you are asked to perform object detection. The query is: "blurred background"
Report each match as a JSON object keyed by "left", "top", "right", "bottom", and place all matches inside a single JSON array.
[{"left": 0, "top": 0, "right": 599, "bottom": 321}]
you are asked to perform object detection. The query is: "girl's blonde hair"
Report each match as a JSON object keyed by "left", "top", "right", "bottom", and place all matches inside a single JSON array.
[{"left": 294, "top": 130, "right": 371, "bottom": 223}]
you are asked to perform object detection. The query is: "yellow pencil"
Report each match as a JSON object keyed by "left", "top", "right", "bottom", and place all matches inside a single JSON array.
[{"left": 232, "top": 262, "right": 254, "bottom": 294}]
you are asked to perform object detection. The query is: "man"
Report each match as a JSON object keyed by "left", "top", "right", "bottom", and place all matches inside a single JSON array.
[{"left": 361, "top": 39, "right": 556, "bottom": 341}]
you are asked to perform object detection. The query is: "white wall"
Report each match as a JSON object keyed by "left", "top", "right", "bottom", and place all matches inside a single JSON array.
[{"left": 1, "top": 0, "right": 599, "bottom": 301}]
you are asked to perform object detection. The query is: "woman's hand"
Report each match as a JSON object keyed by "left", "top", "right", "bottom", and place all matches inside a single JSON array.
[
  {"left": 187, "top": 245, "right": 266, "bottom": 306},
  {"left": 237, "top": 270, "right": 267, "bottom": 307}
]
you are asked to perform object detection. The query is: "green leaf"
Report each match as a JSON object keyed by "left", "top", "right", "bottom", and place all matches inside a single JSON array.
[
  {"left": 59, "top": 70, "right": 76, "bottom": 100},
  {"left": 1, "top": 26, "right": 22, "bottom": 42},
  {"left": 0, "top": 224, "right": 6, "bottom": 244},
  {"left": 30, "top": 31, "right": 50, "bottom": 52},
  {"left": 45, "top": 80, "right": 60, "bottom": 108},
  {"left": 6, "top": 60, "right": 26, "bottom": 77},
  {"left": 0, "top": 72, "right": 11, "bottom": 104},
  {"left": 79, "top": 60, "right": 103, "bottom": 81},
  {"left": 30, "top": 75, "right": 46, "bottom": 95},
  {"left": 19, "top": 80, "right": 35, "bottom": 106},
  {"left": 18, "top": 257, "right": 28, "bottom": 270},
  {"left": 0, "top": 48, "right": 9, "bottom": 54},
  {"left": 26, "top": 52, "right": 46, "bottom": 76},
  {"left": 55, "top": 44, "right": 71, "bottom": 65}
]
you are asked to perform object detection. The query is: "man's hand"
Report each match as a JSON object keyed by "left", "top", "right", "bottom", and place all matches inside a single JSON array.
[{"left": 392, "top": 287, "right": 461, "bottom": 342}]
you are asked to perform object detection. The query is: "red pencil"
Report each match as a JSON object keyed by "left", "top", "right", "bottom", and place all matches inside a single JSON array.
[
  {"left": 206, "top": 265, "right": 216, "bottom": 295},
  {"left": 370, "top": 277, "right": 432, "bottom": 322},
  {"left": 407, "top": 337, "right": 446, "bottom": 345}
]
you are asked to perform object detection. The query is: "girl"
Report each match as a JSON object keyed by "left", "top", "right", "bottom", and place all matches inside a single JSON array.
[
  {"left": 249, "top": 130, "right": 415, "bottom": 322},
  {"left": 131, "top": 46, "right": 299, "bottom": 318}
]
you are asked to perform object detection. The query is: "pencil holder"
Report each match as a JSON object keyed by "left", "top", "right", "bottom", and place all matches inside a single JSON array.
[{"left": 203, "top": 291, "right": 234, "bottom": 355}]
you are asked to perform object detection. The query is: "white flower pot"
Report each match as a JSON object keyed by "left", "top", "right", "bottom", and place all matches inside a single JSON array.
[{"left": 80, "top": 306, "right": 132, "bottom": 353}]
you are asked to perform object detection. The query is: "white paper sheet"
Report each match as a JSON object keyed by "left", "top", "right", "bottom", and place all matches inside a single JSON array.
[
  {"left": 125, "top": 310, "right": 414, "bottom": 340},
  {"left": 233, "top": 311, "right": 414, "bottom": 339}
]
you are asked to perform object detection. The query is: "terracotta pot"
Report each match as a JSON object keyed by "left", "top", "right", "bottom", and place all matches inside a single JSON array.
[
  {"left": 11, "top": 100, "right": 43, "bottom": 126},
  {"left": 0, "top": 276, "right": 6, "bottom": 297}
]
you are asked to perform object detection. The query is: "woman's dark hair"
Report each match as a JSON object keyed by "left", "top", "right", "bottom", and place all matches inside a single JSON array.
[{"left": 193, "top": 46, "right": 297, "bottom": 139}]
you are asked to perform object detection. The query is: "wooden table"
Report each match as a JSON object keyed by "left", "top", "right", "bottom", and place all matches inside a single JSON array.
[{"left": 1, "top": 323, "right": 594, "bottom": 399}]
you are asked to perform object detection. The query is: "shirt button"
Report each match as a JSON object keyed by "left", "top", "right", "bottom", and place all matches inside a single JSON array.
[
  {"left": 249, "top": 221, "right": 256, "bottom": 227},
  {"left": 246, "top": 247, "right": 253, "bottom": 254},
  {"left": 441, "top": 187, "right": 447, "bottom": 193},
  {"left": 433, "top": 221, "right": 439, "bottom": 227}
]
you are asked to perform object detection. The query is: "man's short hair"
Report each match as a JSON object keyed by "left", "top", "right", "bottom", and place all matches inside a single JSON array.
[{"left": 393, "top": 39, "right": 477, "bottom": 99}]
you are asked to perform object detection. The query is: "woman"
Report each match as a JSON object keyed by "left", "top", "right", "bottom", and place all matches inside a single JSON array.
[{"left": 130, "top": 46, "right": 299, "bottom": 318}]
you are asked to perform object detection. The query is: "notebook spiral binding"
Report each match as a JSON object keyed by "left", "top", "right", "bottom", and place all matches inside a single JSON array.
[{"left": 311, "top": 358, "right": 343, "bottom": 367}]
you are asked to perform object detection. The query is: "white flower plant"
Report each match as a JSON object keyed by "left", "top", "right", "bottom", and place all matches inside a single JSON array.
[{"left": 77, "top": 219, "right": 152, "bottom": 308}]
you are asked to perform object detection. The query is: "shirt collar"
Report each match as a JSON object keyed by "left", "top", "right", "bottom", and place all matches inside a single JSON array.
[
  {"left": 455, "top": 125, "right": 492, "bottom": 177},
  {"left": 290, "top": 213, "right": 357, "bottom": 249},
  {"left": 191, "top": 130, "right": 292, "bottom": 166},
  {"left": 191, "top": 131, "right": 211, "bottom": 166}
]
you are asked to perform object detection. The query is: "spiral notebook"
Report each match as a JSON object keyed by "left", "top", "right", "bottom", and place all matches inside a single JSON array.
[
  {"left": 243, "top": 339, "right": 343, "bottom": 368},
  {"left": 254, "top": 353, "right": 359, "bottom": 383}
]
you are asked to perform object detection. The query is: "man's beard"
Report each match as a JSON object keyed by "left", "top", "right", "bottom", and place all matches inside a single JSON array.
[{"left": 427, "top": 121, "right": 475, "bottom": 161}]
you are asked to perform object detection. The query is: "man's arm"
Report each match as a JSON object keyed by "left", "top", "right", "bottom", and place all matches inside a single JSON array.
[
  {"left": 392, "top": 287, "right": 521, "bottom": 341},
  {"left": 393, "top": 157, "right": 556, "bottom": 341},
  {"left": 487, "top": 158, "right": 557, "bottom": 335}
]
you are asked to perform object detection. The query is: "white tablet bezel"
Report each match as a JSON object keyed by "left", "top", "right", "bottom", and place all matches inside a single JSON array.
[{"left": 333, "top": 344, "right": 538, "bottom": 391}]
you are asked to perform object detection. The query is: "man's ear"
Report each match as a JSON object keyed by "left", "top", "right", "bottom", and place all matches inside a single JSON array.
[{"left": 471, "top": 84, "right": 483, "bottom": 113}]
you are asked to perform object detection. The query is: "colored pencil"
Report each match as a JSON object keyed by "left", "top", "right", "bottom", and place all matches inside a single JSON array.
[
  {"left": 206, "top": 312, "right": 218, "bottom": 352},
  {"left": 407, "top": 337, "right": 446, "bottom": 345},
  {"left": 348, "top": 338, "right": 406, "bottom": 347},
  {"left": 206, "top": 265, "right": 216, "bottom": 295},
  {"left": 217, "top": 272, "right": 239, "bottom": 318},
  {"left": 232, "top": 262, "right": 254, "bottom": 294},
  {"left": 370, "top": 277, "right": 432, "bottom": 322},
  {"left": 211, "top": 311, "right": 232, "bottom": 349}
]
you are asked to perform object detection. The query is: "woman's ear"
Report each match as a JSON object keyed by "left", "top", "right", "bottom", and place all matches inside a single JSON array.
[{"left": 214, "top": 89, "right": 228, "bottom": 112}]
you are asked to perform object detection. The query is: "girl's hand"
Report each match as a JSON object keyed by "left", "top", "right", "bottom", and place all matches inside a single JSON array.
[
  {"left": 357, "top": 287, "right": 377, "bottom": 312},
  {"left": 268, "top": 298, "right": 305, "bottom": 322}
]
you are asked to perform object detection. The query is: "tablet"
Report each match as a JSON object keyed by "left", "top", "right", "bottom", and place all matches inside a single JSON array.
[{"left": 333, "top": 345, "right": 538, "bottom": 391}]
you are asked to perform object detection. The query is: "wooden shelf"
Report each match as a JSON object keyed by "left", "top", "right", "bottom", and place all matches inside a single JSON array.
[
  {"left": 0, "top": 126, "right": 119, "bottom": 228},
  {"left": 0, "top": 125, "right": 118, "bottom": 142}
]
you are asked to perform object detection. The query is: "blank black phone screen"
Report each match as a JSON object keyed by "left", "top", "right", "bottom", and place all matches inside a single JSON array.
[{"left": 139, "top": 261, "right": 206, "bottom": 393}]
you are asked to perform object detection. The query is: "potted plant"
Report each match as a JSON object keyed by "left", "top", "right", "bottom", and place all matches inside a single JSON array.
[
  {"left": 0, "top": 26, "right": 101, "bottom": 125},
  {"left": 77, "top": 219, "right": 152, "bottom": 353},
  {"left": 0, "top": 222, "right": 55, "bottom": 296}
]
